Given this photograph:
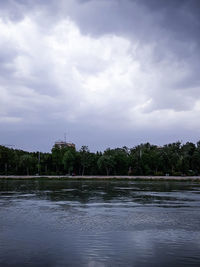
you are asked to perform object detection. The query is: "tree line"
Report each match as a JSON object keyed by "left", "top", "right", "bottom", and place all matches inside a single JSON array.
[{"left": 1, "top": 141, "right": 200, "bottom": 176}]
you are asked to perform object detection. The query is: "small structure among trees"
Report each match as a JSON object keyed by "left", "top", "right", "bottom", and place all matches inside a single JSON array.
[{"left": 53, "top": 141, "right": 75, "bottom": 149}]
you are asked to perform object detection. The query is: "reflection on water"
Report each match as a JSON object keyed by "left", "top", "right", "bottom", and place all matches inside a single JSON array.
[{"left": 0, "top": 179, "right": 200, "bottom": 266}]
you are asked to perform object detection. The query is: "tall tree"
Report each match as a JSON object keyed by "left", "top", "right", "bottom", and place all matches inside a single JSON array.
[
  {"left": 20, "top": 154, "right": 36, "bottom": 175},
  {"left": 97, "top": 155, "right": 115, "bottom": 176},
  {"left": 79, "top": 146, "right": 91, "bottom": 175},
  {"left": 62, "top": 148, "right": 76, "bottom": 175}
]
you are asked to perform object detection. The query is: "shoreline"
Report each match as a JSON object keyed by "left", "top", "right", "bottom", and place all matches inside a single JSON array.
[{"left": 1, "top": 175, "right": 200, "bottom": 181}]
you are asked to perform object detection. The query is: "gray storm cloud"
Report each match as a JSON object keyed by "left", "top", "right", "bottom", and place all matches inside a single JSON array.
[{"left": 0, "top": 0, "right": 200, "bottom": 151}]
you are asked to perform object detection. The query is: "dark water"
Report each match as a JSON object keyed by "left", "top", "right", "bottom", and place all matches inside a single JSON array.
[{"left": 1, "top": 179, "right": 200, "bottom": 267}]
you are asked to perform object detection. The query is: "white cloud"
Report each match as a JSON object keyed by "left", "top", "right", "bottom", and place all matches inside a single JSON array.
[{"left": 0, "top": 11, "right": 200, "bottom": 149}]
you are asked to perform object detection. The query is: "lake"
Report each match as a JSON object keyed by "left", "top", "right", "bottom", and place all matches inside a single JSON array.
[{"left": 0, "top": 178, "right": 200, "bottom": 266}]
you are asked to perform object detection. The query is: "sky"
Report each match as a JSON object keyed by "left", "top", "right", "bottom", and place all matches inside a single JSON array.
[{"left": 0, "top": 0, "right": 200, "bottom": 152}]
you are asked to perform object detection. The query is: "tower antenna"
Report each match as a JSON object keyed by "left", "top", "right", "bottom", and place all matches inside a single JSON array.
[{"left": 64, "top": 132, "right": 67, "bottom": 143}]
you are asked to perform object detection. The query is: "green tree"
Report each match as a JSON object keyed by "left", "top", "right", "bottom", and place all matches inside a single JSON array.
[
  {"left": 79, "top": 146, "right": 91, "bottom": 175},
  {"left": 40, "top": 153, "right": 52, "bottom": 175},
  {"left": 97, "top": 155, "right": 115, "bottom": 175},
  {"left": 20, "top": 154, "right": 36, "bottom": 175},
  {"left": 62, "top": 149, "right": 76, "bottom": 174},
  {"left": 51, "top": 145, "right": 63, "bottom": 174}
]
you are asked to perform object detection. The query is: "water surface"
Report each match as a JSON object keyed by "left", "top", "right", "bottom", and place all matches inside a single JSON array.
[{"left": 0, "top": 179, "right": 200, "bottom": 266}]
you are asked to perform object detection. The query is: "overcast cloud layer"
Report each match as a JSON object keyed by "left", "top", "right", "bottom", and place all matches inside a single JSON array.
[{"left": 0, "top": 0, "right": 200, "bottom": 151}]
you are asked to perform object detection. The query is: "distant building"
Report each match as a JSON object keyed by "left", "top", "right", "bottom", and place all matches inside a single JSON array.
[{"left": 54, "top": 140, "right": 75, "bottom": 149}]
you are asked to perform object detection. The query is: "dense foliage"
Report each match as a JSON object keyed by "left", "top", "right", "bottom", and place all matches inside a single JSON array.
[{"left": 1, "top": 141, "right": 200, "bottom": 176}]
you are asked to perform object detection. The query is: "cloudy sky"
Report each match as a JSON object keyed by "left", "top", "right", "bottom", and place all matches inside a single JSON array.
[{"left": 0, "top": 0, "right": 200, "bottom": 152}]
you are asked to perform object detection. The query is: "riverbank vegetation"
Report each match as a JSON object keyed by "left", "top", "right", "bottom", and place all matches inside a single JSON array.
[{"left": 1, "top": 141, "right": 200, "bottom": 176}]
